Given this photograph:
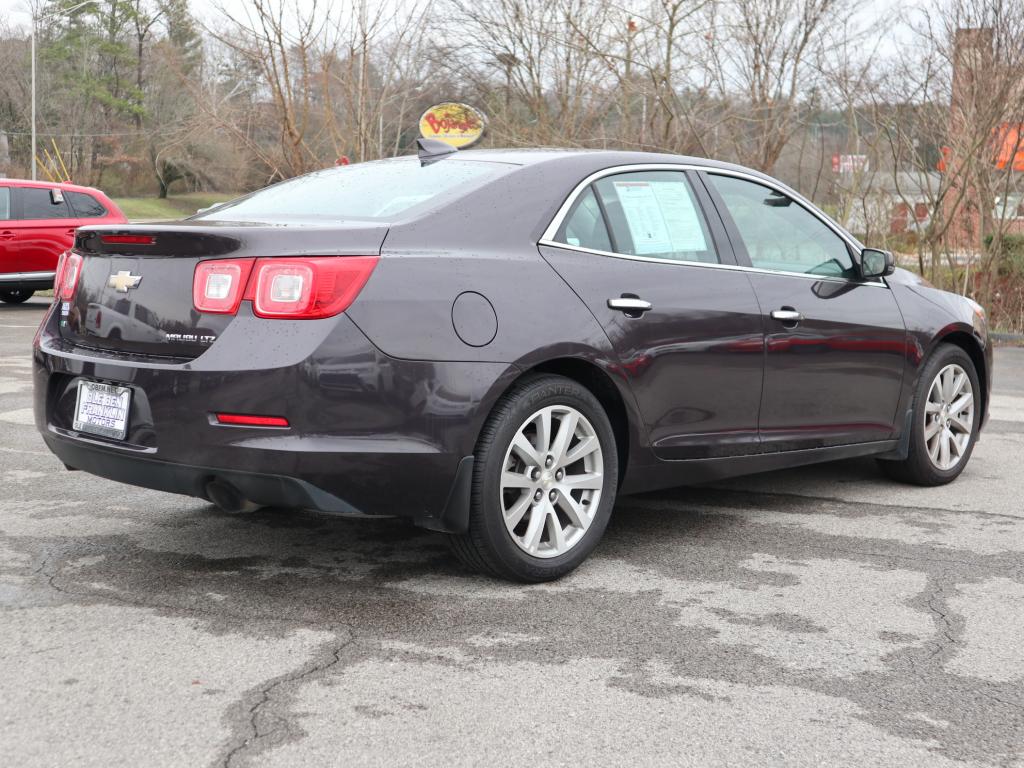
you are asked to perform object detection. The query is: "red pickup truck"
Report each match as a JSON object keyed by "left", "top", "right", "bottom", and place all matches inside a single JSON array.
[{"left": 0, "top": 179, "right": 127, "bottom": 303}]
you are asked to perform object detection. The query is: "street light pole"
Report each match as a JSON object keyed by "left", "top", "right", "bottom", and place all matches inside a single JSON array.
[
  {"left": 30, "top": 23, "right": 36, "bottom": 180},
  {"left": 29, "top": 0, "right": 97, "bottom": 181}
]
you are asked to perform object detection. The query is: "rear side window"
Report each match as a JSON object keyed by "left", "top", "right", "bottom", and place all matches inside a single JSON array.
[
  {"left": 198, "top": 158, "right": 513, "bottom": 223},
  {"left": 0, "top": 187, "right": 9, "bottom": 220},
  {"left": 67, "top": 191, "right": 108, "bottom": 217},
  {"left": 554, "top": 187, "right": 612, "bottom": 252},
  {"left": 594, "top": 171, "right": 718, "bottom": 263},
  {"left": 19, "top": 187, "right": 72, "bottom": 220}
]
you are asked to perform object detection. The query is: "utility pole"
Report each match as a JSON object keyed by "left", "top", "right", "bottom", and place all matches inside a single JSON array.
[{"left": 30, "top": 0, "right": 98, "bottom": 180}]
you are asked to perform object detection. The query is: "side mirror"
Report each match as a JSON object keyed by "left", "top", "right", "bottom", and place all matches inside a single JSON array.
[{"left": 859, "top": 248, "right": 895, "bottom": 279}]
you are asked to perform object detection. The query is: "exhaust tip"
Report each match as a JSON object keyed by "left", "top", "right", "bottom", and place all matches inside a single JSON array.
[{"left": 205, "top": 479, "right": 261, "bottom": 513}]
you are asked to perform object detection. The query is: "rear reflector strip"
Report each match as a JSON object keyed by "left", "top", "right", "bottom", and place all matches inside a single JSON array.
[
  {"left": 101, "top": 235, "right": 156, "bottom": 245},
  {"left": 214, "top": 413, "right": 289, "bottom": 428}
]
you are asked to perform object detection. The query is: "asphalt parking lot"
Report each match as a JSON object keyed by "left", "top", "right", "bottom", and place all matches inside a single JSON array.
[{"left": 1, "top": 297, "right": 1022, "bottom": 768}]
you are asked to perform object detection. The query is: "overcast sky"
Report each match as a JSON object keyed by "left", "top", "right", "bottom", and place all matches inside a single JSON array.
[
  {"left": 0, "top": 0, "right": 920, "bottom": 64},
  {"left": 1, "top": 0, "right": 918, "bottom": 29}
]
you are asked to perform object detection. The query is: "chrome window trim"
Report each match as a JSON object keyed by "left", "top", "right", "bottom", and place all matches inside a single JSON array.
[
  {"left": 537, "top": 241, "right": 889, "bottom": 287},
  {"left": 540, "top": 162, "right": 886, "bottom": 288}
]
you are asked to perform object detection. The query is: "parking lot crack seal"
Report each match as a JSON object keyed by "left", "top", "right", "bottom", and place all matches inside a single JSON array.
[
  {"left": 925, "top": 579, "right": 958, "bottom": 659},
  {"left": 216, "top": 630, "right": 357, "bottom": 768}
]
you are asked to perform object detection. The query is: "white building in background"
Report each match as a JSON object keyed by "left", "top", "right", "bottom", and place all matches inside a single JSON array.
[{"left": 841, "top": 172, "right": 941, "bottom": 237}]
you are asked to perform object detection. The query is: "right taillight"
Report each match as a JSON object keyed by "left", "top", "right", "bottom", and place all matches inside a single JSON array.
[
  {"left": 192, "top": 256, "right": 378, "bottom": 319},
  {"left": 56, "top": 252, "right": 83, "bottom": 301}
]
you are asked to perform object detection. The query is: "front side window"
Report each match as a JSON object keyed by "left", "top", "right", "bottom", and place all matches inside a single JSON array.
[
  {"left": 553, "top": 187, "right": 612, "bottom": 252},
  {"left": 708, "top": 174, "right": 855, "bottom": 278},
  {"left": 0, "top": 187, "right": 10, "bottom": 220},
  {"left": 19, "top": 187, "right": 72, "bottom": 220},
  {"left": 594, "top": 171, "right": 717, "bottom": 263}
]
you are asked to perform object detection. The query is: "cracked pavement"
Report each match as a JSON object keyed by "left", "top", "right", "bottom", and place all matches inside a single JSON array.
[{"left": 1, "top": 297, "right": 1022, "bottom": 767}]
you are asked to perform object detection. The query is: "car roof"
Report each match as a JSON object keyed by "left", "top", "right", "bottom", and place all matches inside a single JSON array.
[
  {"left": 0, "top": 178, "right": 107, "bottom": 195},
  {"left": 454, "top": 147, "right": 773, "bottom": 180}
]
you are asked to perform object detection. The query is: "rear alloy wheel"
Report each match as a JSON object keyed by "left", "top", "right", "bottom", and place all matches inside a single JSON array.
[
  {"left": 448, "top": 375, "right": 618, "bottom": 582},
  {"left": 0, "top": 289, "right": 33, "bottom": 304},
  {"left": 879, "top": 345, "right": 980, "bottom": 485}
]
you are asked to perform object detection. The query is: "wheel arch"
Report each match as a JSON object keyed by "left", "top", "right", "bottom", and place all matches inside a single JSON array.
[
  {"left": 494, "top": 356, "right": 641, "bottom": 486},
  {"left": 931, "top": 328, "right": 988, "bottom": 424}
]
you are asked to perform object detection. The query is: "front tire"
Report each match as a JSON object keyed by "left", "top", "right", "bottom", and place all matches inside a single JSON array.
[
  {"left": 0, "top": 289, "right": 33, "bottom": 304},
  {"left": 448, "top": 374, "right": 618, "bottom": 582},
  {"left": 879, "top": 344, "right": 980, "bottom": 486}
]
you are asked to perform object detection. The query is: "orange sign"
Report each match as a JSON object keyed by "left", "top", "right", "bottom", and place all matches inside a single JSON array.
[
  {"left": 994, "top": 123, "right": 1024, "bottom": 171},
  {"left": 419, "top": 103, "right": 486, "bottom": 148},
  {"left": 938, "top": 123, "right": 1024, "bottom": 173}
]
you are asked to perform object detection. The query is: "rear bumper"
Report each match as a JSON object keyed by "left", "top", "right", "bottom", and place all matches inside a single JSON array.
[
  {"left": 33, "top": 303, "right": 516, "bottom": 532},
  {"left": 41, "top": 432, "right": 475, "bottom": 531},
  {"left": 0, "top": 270, "right": 55, "bottom": 291}
]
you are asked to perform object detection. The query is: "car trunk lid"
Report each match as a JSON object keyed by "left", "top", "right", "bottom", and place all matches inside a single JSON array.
[{"left": 61, "top": 222, "right": 387, "bottom": 359}]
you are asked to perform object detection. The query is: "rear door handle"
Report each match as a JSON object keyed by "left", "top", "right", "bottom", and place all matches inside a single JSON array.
[
  {"left": 0, "top": 231, "right": 15, "bottom": 241},
  {"left": 770, "top": 308, "right": 803, "bottom": 323},
  {"left": 608, "top": 297, "right": 653, "bottom": 315}
]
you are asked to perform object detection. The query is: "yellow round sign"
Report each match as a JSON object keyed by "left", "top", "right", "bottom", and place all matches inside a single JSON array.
[{"left": 419, "top": 103, "right": 486, "bottom": 149}]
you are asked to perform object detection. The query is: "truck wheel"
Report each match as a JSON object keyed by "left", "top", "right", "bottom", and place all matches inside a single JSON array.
[{"left": 0, "top": 289, "right": 33, "bottom": 304}]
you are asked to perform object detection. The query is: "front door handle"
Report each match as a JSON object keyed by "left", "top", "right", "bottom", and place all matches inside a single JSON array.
[
  {"left": 771, "top": 308, "right": 803, "bottom": 323},
  {"left": 608, "top": 296, "right": 653, "bottom": 316},
  {"left": 0, "top": 231, "right": 15, "bottom": 241}
]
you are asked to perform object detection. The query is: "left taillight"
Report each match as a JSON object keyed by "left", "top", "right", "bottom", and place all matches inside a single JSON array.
[
  {"left": 55, "top": 251, "right": 83, "bottom": 301},
  {"left": 53, "top": 252, "right": 68, "bottom": 301},
  {"left": 191, "top": 256, "right": 378, "bottom": 319},
  {"left": 193, "top": 258, "right": 255, "bottom": 314}
]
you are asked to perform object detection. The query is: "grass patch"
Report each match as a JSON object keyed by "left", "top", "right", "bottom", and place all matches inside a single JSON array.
[{"left": 113, "top": 192, "right": 239, "bottom": 221}]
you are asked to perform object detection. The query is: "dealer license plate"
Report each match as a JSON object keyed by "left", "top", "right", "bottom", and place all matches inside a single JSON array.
[{"left": 73, "top": 381, "right": 132, "bottom": 440}]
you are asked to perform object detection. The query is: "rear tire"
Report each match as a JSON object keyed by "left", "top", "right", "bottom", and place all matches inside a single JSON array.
[
  {"left": 0, "top": 289, "right": 33, "bottom": 304},
  {"left": 878, "top": 344, "right": 980, "bottom": 486},
  {"left": 448, "top": 374, "right": 618, "bottom": 582}
]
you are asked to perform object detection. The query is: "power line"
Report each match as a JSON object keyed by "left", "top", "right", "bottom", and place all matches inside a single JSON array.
[{"left": 0, "top": 130, "right": 151, "bottom": 137}]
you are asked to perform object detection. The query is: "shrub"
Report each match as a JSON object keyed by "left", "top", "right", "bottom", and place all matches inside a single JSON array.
[{"left": 984, "top": 233, "right": 1024, "bottom": 278}]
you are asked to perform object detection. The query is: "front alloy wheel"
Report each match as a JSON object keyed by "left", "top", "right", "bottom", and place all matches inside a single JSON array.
[
  {"left": 448, "top": 374, "right": 618, "bottom": 582},
  {"left": 879, "top": 344, "right": 981, "bottom": 486},
  {"left": 923, "top": 363, "right": 975, "bottom": 471}
]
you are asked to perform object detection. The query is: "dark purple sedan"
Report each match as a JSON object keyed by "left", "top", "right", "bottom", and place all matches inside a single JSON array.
[{"left": 33, "top": 146, "right": 992, "bottom": 581}]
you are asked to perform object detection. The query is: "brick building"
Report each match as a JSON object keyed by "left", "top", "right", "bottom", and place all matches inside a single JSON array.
[{"left": 942, "top": 27, "right": 1024, "bottom": 248}]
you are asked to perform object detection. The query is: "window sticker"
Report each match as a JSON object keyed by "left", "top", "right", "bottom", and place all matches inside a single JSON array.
[{"left": 613, "top": 180, "right": 707, "bottom": 255}]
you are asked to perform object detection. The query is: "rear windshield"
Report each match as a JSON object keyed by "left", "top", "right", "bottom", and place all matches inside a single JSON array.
[{"left": 196, "top": 157, "right": 513, "bottom": 223}]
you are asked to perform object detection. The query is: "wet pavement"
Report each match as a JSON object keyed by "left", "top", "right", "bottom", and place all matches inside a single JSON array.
[{"left": 2, "top": 297, "right": 1022, "bottom": 767}]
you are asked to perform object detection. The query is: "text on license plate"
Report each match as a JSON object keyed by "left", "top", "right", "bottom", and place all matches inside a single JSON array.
[{"left": 73, "top": 381, "right": 132, "bottom": 440}]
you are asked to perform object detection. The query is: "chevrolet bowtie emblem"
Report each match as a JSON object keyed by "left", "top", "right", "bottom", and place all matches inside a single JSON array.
[{"left": 108, "top": 271, "right": 143, "bottom": 293}]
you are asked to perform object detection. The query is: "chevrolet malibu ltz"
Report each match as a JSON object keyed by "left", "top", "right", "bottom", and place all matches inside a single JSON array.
[{"left": 32, "top": 147, "right": 992, "bottom": 582}]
